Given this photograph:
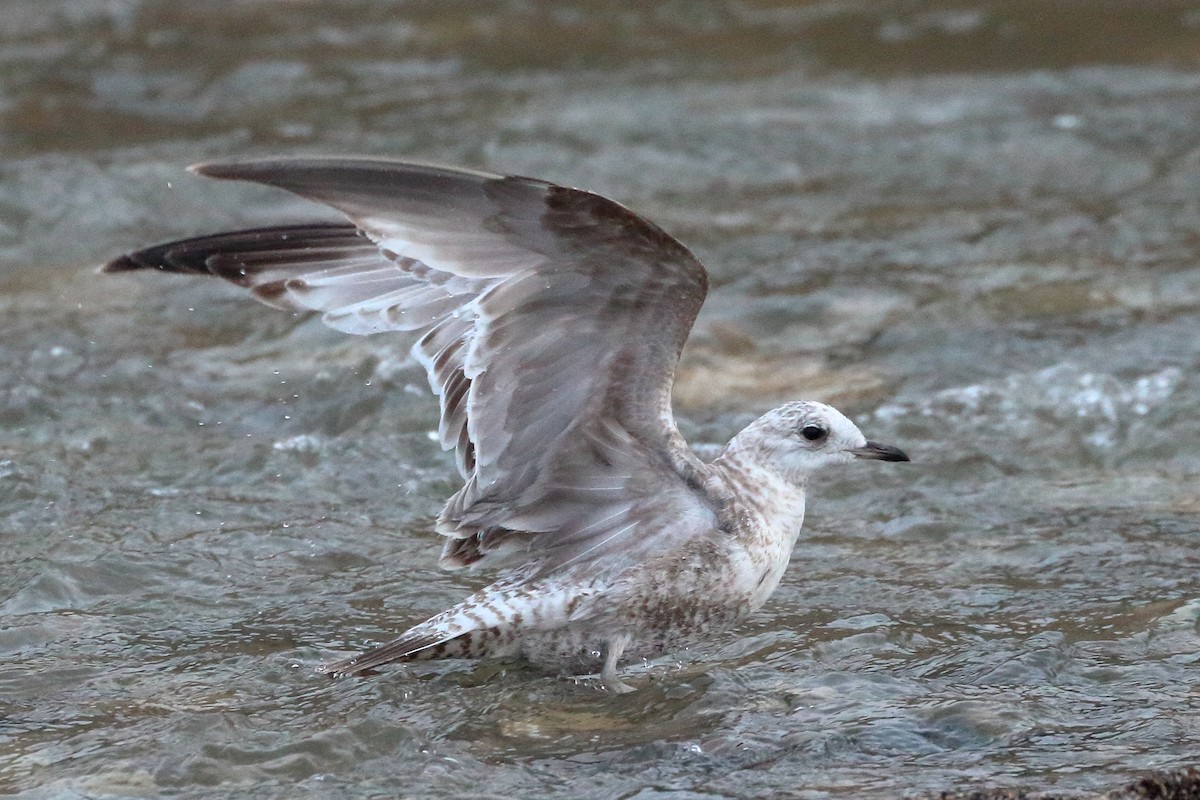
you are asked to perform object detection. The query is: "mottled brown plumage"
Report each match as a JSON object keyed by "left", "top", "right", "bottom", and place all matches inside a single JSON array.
[{"left": 104, "top": 157, "right": 909, "bottom": 692}]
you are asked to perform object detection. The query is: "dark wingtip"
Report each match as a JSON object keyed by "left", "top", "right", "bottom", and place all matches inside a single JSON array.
[
  {"left": 101, "top": 253, "right": 161, "bottom": 274},
  {"left": 187, "top": 160, "right": 241, "bottom": 179},
  {"left": 188, "top": 158, "right": 299, "bottom": 180},
  {"left": 187, "top": 159, "right": 255, "bottom": 179},
  {"left": 100, "top": 255, "right": 139, "bottom": 273},
  {"left": 187, "top": 157, "right": 365, "bottom": 184},
  {"left": 316, "top": 660, "right": 358, "bottom": 678},
  {"left": 188, "top": 155, "right": 510, "bottom": 186},
  {"left": 187, "top": 157, "right": 346, "bottom": 180},
  {"left": 317, "top": 655, "right": 382, "bottom": 678}
]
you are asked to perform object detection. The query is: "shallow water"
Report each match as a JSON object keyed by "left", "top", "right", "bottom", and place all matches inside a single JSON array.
[{"left": 2, "top": 2, "right": 1199, "bottom": 798}]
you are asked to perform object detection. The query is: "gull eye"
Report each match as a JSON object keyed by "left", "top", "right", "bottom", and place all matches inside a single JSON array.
[{"left": 800, "top": 424, "right": 827, "bottom": 442}]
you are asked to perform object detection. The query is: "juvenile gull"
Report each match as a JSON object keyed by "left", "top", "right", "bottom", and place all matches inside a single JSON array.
[{"left": 104, "top": 157, "right": 910, "bottom": 693}]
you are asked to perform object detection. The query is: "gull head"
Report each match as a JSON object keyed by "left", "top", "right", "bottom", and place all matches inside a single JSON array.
[{"left": 724, "top": 400, "right": 909, "bottom": 484}]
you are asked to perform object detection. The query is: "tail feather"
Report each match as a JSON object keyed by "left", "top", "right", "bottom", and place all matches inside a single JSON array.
[{"left": 319, "top": 579, "right": 582, "bottom": 677}]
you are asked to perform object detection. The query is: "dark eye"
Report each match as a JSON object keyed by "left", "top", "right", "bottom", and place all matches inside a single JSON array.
[{"left": 800, "top": 424, "right": 827, "bottom": 442}]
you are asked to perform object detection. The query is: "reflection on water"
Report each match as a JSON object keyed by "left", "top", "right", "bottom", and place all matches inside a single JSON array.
[{"left": 2, "top": 1, "right": 1199, "bottom": 798}]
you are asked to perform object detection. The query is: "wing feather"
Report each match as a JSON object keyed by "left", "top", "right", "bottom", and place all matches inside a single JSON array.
[{"left": 104, "top": 157, "right": 716, "bottom": 572}]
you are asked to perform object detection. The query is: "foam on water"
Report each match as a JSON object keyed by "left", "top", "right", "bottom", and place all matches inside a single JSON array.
[{"left": 873, "top": 364, "right": 1184, "bottom": 451}]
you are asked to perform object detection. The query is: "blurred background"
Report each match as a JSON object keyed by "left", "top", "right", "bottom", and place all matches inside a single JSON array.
[{"left": 2, "top": 2, "right": 1199, "bottom": 798}]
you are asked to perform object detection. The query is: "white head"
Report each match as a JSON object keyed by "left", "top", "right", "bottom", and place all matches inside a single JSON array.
[{"left": 722, "top": 400, "right": 909, "bottom": 485}]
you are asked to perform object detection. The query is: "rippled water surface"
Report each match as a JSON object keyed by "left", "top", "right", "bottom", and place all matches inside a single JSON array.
[{"left": 2, "top": 2, "right": 1199, "bottom": 798}]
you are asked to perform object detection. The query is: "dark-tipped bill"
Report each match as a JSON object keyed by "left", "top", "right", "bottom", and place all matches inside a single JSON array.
[{"left": 851, "top": 441, "right": 910, "bottom": 462}]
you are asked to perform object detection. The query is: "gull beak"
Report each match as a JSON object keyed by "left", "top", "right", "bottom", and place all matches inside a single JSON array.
[{"left": 850, "top": 441, "right": 910, "bottom": 462}]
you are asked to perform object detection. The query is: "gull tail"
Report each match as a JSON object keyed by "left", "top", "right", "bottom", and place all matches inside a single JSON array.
[
  {"left": 319, "top": 579, "right": 580, "bottom": 677},
  {"left": 319, "top": 589, "right": 527, "bottom": 677}
]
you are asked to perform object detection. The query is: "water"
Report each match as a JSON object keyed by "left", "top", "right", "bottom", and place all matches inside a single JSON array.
[{"left": 2, "top": 2, "right": 1199, "bottom": 798}]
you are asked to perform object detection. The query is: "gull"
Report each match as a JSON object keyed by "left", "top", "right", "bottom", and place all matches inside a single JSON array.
[{"left": 104, "top": 157, "right": 910, "bottom": 693}]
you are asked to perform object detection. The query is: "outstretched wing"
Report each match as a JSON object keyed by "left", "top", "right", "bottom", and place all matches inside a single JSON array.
[{"left": 105, "top": 157, "right": 716, "bottom": 572}]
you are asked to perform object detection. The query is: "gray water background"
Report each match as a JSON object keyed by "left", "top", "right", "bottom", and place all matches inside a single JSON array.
[{"left": 1, "top": 2, "right": 1198, "bottom": 798}]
